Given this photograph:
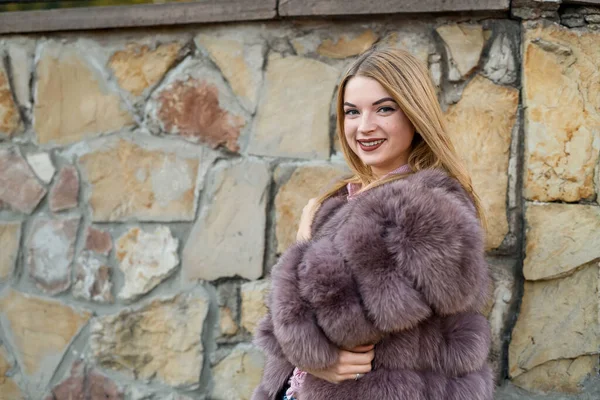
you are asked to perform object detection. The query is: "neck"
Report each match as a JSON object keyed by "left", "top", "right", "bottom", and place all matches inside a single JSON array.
[{"left": 371, "top": 160, "right": 410, "bottom": 179}]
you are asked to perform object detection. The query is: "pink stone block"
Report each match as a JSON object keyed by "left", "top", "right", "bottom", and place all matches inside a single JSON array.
[
  {"left": 84, "top": 226, "right": 113, "bottom": 255},
  {"left": 0, "top": 148, "right": 46, "bottom": 214},
  {"left": 49, "top": 166, "right": 79, "bottom": 212},
  {"left": 46, "top": 360, "right": 123, "bottom": 400}
]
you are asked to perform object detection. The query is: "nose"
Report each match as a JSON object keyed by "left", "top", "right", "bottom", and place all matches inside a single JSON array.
[{"left": 357, "top": 112, "right": 376, "bottom": 135}]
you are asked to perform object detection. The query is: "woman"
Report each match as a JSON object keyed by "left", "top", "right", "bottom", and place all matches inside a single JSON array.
[{"left": 252, "top": 47, "right": 493, "bottom": 400}]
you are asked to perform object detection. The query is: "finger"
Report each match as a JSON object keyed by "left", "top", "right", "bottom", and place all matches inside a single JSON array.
[
  {"left": 348, "top": 344, "right": 375, "bottom": 353},
  {"left": 337, "top": 371, "right": 371, "bottom": 382},
  {"left": 338, "top": 350, "right": 375, "bottom": 366},
  {"left": 333, "top": 359, "right": 372, "bottom": 376},
  {"left": 305, "top": 369, "right": 342, "bottom": 385},
  {"left": 334, "top": 363, "right": 372, "bottom": 376},
  {"left": 338, "top": 350, "right": 373, "bottom": 366}
]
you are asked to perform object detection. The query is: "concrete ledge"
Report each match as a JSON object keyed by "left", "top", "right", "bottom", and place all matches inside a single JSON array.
[
  {"left": 563, "top": 0, "right": 600, "bottom": 6},
  {"left": 0, "top": 0, "right": 277, "bottom": 34},
  {"left": 3, "top": 0, "right": 598, "bottom": 34},
  {"left": 279, "top": 0, "right": 511, "bottom": 16},
  {"left": 566, "top": 0, "right": 600, "bottom": 4}
]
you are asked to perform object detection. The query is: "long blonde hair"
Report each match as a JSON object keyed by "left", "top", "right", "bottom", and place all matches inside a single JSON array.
[{"left": 318, "top": 47, "right": 487, "bottom": 229}]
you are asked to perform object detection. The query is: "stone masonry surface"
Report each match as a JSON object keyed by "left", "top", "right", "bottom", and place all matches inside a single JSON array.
[{"left": 0, "top": 4, "right": 599, "bottom": 399}]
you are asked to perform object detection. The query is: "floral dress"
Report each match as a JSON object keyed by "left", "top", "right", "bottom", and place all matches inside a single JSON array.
[{"left": 283, "top": 367, "right": 306, "bottom": 399}]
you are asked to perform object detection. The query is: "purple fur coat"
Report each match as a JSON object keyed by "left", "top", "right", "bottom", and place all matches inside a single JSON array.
[{"left": 252, "top": 169, "right": 493, "bottom": 400}]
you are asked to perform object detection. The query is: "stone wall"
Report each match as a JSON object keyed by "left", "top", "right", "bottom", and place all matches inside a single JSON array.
[{"left": 0, "top": 2, "right": 599, "bottom": 399}]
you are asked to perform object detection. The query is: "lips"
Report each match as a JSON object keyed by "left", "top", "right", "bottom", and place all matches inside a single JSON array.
[{"left": 357, "top": 138, "right": 386, "bottom": 152}]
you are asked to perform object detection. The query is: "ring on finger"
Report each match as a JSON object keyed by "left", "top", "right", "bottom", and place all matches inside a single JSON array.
[{"left": 355, "top": 373, "right": 364, "bottom": 381}]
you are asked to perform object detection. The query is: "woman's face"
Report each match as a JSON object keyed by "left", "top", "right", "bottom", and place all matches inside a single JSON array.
[{"left": 343, "top": 76, "right": 415, "bottom": 178}]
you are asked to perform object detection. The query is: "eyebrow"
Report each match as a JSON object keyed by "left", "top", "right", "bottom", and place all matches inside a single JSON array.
[
  {"left": 373, "top": 97, "right": 397, "bottom": 105},
  {"left": 343, "top": 97, "right": 397, "bottom": 107}
]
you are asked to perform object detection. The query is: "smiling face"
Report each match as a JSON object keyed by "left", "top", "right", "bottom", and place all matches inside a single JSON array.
[{"left": 343, "top": 75, "right": 415, "bottom": 178}]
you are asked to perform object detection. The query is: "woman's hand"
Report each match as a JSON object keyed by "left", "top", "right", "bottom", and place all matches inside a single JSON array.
[
  {"left": 304, "top": 344, "right": 375, "bottom": 384},
  {"left": 296, "top": 198, "right": 320, "bottom": 242}
]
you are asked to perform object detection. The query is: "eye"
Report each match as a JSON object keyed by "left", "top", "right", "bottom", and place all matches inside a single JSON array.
[
  {"left": 378, "top": 106, "right": 396, "bottom": 113},
  {"left": 344, "top": 109, "right": 359, "bottom": 116}
]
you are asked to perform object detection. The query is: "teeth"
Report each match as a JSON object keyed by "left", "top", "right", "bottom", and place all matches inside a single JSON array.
[{"left": 360, "top": 139, "right": 384, "bottom": 147}]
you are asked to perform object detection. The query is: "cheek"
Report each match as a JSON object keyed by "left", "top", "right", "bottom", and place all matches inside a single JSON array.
[
  {"left": 388, "top": 118, "right": 414, "bottom": 142},
  {"left": 344, "top": 120, "right": 358, "bottom": 140}
]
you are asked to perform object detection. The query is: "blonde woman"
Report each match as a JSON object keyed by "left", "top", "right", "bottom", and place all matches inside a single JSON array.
[{"left": 252, "top": 47, "right": 493, "bottom": 400}]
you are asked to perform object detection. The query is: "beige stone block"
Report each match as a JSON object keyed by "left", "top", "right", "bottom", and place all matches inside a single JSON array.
[
  {"left": 163, "top": 394, "right": 194, "bottom": 400},
  {"left": 0, "top": 221, "right": 21, "bottom": 282},
  {"left": 317, "top": 30, "right": 378, "bottom": 59},
  {"left": 90, "top": 288, "right": 209, "bottom": 387},
  {"left": 445, "top": 75, "right": 518, "bottom": 250},
  {"left": 436, "top": 24, "right": 485, "bottom": 78},
  {"left": 429, "top": 54, "right": 443, "bottom": 87},
  {"left": 216, "top": 282, "right": 240, "bottom": 338},
  {"left": 0, "top": 64, "right": 22, "bottom": 139},
  {"left": 0, "top": 344, "right": 23, "bottom": 400},
  {"left": 523, "top": 23, "right": 600, "bottom": 202},
  {"left": 512, "top": 355, "right": 599, "bottom": 394},
  {"left": 79, "top": 139, "right": 200, "bottom": 222},
  {"left": 212, "top": 344, "right": 265, "bottom": 400},
  {"left": 248, "top": 55, "right": 338, "bottom": 160},
  {"left": 33, "top": 42, "right": 134, "bottom": 146},
  {"left": 241, "top": 280, "right": 270, "bottom": 335},
  {"left": 26, "top": 152, "right": 55, "bottom": 184},
  {"left": 182, "top": 159, "right": 270, "bottom": 281},
  {"left": 380, "top": 25, "right": 435, "bottom": 65},
  {"left": 274, "top": 163, "right": 349, "bottom": 253},
  {"left": 524, "top": 203, "right": 600, "bottom": 280},
  {"left": 116, "top": 226, "right": 179, "bottom": 300},
  {"left": 126, "top": 385, "right": 154, "bottom": 400},
  {"left": 0, "top": 290, "right": 91, "bottom": 380},
  {"left": 195, "top": 34, "right": 264, "bottom": 112},
  {"left": 509, "top": 264, "right": 599, "bottom": 378},
  {"left": 5, "top": 37, "right": 35, "bottom": 111},
  {"left": 109, "top": 42, "right": 183, "bottom": 97},
  {"left": 291, "top": 35, "right": 320, "bottom": 57},
  {"left": 219, "top": 306, "right": 239, "bottom": 337}
]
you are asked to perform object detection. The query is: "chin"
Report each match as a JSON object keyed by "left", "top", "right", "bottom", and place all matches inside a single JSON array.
[{"left": 359, "top": 155, "right": 389, "bottom": 168}]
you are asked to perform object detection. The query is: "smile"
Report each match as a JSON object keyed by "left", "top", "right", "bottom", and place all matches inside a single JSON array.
[{"left": 357, "top": 139, "right": 386, "bottom": 152}]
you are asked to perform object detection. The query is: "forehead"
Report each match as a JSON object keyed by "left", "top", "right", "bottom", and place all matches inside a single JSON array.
[{"left": 344, "top": 76, "right": 391, "bottom": 103}]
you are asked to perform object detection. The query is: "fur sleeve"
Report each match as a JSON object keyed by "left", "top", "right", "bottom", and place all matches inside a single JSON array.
[
  {"left": 332, "top": 211, "right": 434, "bottom": 333},
  {"left": 269, "top": 242, "right": 339, "bottom": 370},
  {"left": 338, "top": 172, "right": 487, "bottom": 318},
  {"left": 253, "top": 312, "right": 285, "bottom": 359},
  {"left": 298, "top": 236, "right": 388, "bottom": 347},
  {"left": 310, "top": 193, "right": 347, "bottom": 238}
]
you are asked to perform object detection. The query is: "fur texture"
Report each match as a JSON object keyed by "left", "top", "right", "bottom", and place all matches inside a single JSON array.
[{"left": 253, "top": 169, "right": 492, "bottom": 400}]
